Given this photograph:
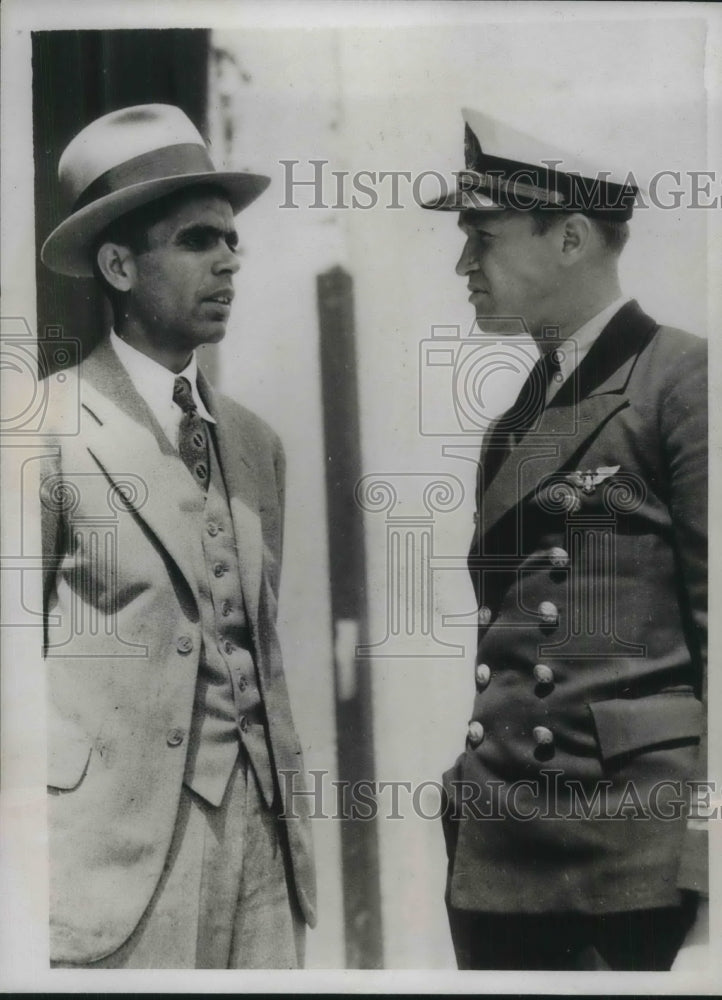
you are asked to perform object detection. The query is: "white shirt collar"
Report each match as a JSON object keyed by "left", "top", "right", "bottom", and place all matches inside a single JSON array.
[
  {"left": 548, "top": 295, "right": 630, "bottom": 400},
  {"left": 109, "top": 330, "right": 216, "bottom": 446}
]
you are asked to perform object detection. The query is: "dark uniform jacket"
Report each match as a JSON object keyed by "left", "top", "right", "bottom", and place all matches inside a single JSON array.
[{"left": 443, "top": 300, "right": 707, "bottom": 914}]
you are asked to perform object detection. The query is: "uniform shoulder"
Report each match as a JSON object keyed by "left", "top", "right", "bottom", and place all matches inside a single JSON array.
[
  {"left": 648, "top": 324, "right": 707, "bottom": 363},
  {"left": 636, "top": 323, "right": 707, "bottom": 389}
]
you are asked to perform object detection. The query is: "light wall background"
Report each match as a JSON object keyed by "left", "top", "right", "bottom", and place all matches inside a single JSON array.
[{"left": 207, "top": 16, "right": 709, "bottom": 969}]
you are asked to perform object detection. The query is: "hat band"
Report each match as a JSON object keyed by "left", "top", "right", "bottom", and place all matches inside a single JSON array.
[{"left": 73, "top": 142, "right": 217, "bottom": 212}]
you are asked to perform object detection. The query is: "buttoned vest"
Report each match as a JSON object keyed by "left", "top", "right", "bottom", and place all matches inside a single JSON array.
[{"left": 182, "top": 430, "right": 275, "bottom": 809}]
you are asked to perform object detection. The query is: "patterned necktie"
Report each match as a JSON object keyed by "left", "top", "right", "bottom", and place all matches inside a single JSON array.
[
  {"left": 482, "top": 348, "right": 562, "bottom": 486},
  {"left": 173, "top": 376, "right": 210, "bottom": 492}
]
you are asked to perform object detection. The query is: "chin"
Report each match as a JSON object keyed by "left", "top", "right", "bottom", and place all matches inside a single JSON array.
[
  {"left": 197, "top": 325, "right": 228, "bottom": 346},
  {"left": 474, "top": 310, "right": 529, "bottom": 336}
]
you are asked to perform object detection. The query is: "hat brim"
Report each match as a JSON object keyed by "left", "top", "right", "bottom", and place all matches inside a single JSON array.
[
  {"left": 41, "top": 170, "right": 271, "bottom": 277},
  {"left": 420, "top": 187, "right": 502, "bottom": 212}
]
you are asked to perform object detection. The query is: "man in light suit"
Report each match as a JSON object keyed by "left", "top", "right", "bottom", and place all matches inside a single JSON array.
[
  {"left": 423, "top": 109, "right": 707, "bottom": 970},
  {"left": 40, "top": 104, "right": 316, "bottom": 968}
]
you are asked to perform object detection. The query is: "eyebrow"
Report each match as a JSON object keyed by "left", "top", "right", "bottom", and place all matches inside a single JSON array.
[{"left": 175, "top": 223, "right": 240, "bottom": 249}]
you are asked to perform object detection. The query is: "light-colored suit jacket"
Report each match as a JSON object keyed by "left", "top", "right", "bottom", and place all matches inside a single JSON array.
[{"left": 41, "top": 339, "right": 316, "bottom": 964}]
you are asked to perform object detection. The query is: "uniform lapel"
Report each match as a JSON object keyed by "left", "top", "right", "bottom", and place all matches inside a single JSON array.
[
  {"left": 79, "top": 339, "right": 205, "bottom": 606},
  {"left": 479, "top": 300, "right": 658, "bottom": 539},
  {"left": 197, "top": 371, "right": 264, "bottom": 630}
]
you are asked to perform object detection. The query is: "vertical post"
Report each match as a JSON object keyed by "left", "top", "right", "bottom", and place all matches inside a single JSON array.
[{"left": 317, "top": 265, "right": 383, "bottom": 969}]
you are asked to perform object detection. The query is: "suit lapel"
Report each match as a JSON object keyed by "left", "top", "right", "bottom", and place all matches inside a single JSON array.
[
  {"left": 198, "top": 372, "right": 264, "bottom": 629},
  {"left": 79, "top": 340, "right": 205, "bottom": 606},
  {"left": 480, "top": 300, "right": 658, "bottom": 538}
]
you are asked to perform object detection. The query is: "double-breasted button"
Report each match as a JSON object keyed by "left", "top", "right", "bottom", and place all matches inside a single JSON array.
[
  {"left": 467, "top": 721, "right": 485, "bottom": 746},
  {"left": 221, "top": 600, "right": 232, "bottom": 616},
  {"left": 166, "top": 727, "right": 185, "bottom": 747},
  {"left": 239, "top": 715, "right": 249, "bottom": 733},
  {"left": 533, "top": 663, "right": 555, "bottom": 686},
  {"left": 207, "top": 521, "right": 219, "bottom": 536},
  {"left": 477, "top": 606, "right": 493, "bottom": 626},
  {"left": 237, "top": 675, "right": 248, "bottom": 692},
  {"left": 533, "top": 725, "right": 554, "bottom": 746},
  {"left": 223, "top": 639, "right": 234, "bottom": 655},
  {"left": 177, "top": 635, "right": 193, "bottom": 654},
  {"left": 538, "top": 601, "right": 558, "bottom": 625},
  {"left": 475, "top": 663, "right": 491, "bottom": 690},
  {"left": 548, "top": 547, "right": 569, "bottom": 569},
  {"left": 213, "top": 562, "right": 226, "bottom": 577}
]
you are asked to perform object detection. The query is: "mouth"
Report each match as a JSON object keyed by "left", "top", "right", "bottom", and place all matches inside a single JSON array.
[
  {"left": 468, "top": 288, "right": 489, "bottom": 302},
  {"left": 204, "top": 290, "right": 235, "bottom": 307}
]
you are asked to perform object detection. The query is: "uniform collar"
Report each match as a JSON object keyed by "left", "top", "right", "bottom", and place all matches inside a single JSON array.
[{"left": 549, "top": 295, "right": 630, "bottom": 399}]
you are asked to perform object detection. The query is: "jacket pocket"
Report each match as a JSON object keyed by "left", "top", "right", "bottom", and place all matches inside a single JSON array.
[
  {"left": 589, "top": 692, "right": 702, "bottom": 762},
  {"left": 47, "top": 714, "right": 92, "bottom": 791}
]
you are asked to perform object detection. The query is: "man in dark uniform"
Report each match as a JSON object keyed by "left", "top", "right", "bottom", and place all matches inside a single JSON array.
[{"left": 424, "top": 109, "right": 707, "bottom": 970}]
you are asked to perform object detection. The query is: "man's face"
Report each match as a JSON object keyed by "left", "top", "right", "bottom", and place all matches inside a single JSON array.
[
  {"left": 456, "top": 209, "right": 560, "bottom": 335},
  {"left": 127, "top": 191, "right": 240, "bottom": 353}
]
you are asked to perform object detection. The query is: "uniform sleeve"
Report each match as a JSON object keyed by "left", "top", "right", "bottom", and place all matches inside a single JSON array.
[{"left": 659, "top": 336, "right": 708, "bottom": 894}]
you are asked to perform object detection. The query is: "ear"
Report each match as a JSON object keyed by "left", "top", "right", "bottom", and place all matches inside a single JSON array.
[
  {"left": 559, "top": 213, "right": 593, "bottom": 265},
  {"left": 96, "top": 242, "right": 136, "bottom": 292}
]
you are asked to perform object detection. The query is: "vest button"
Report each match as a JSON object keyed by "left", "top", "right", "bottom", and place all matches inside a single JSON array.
[
  {"left": 207, "top": 521, "right": 219, "bottom": 536},
  {"left": 548, "top": 547, "right": 569, "bottom": 569},
  {"left": 213, "top": 563, "right": 226, "bottom": 577},
  {"left": 466, "top": 721, "right": 485, "bottom": 747},
  {"left": 195, "top": 462, "right": 208, "bottom": 480},
  {"left": 533, "top": 663, "right": 555, "bottom": 686},
  {"left": 177, "top": 635, "right": 193, "bottom": 654},
  {"left": 533, "top": 725, "right": 554, "bottom": 746},
  {"left": 192, "top": 432, "right": 205, "bottom": 448},
  {"left": 238, "top": 675, "right": 248, "bottom": 692},
  {"left": 221, "top": 600, "right": 232, "bottom": 616},
  {"left": 223, "top": 639, "right": 234, "bottom": 655},
  {"left": 475, "top": 663, "right": 491, "bottom": 689},
  {"left": 166, "top": 727, "right": 185, "bottom": 747},
  {"left": 538, "top": 601, "right": 559, "bottom": 625},
  {"left": 239, "top": 715, "right": 249, "bottom": 733}
]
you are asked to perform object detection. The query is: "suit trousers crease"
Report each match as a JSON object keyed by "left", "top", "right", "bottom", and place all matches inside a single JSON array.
[{"left": 73, "top": 750, "right": 304, "bottom": 969}]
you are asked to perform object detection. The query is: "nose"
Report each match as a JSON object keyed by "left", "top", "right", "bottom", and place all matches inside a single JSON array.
[
  {"left": 213, "top": 242, "right": 241, "bottom": 275},
  {"left": 455, "top": 235, "right": 480, "bottom": 277}
]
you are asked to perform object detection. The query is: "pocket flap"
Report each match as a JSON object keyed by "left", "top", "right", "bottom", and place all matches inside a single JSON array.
[{"left": 589, "top": 693, "right": 702, "bottom": 762}]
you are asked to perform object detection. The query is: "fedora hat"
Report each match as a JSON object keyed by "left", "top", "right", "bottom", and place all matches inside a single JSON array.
[
  {"left": 41, "top": 104, "right": 271, "bottom": 277},
  {"left": 423, "top": 108, "right": 638, "bottom": 220}
]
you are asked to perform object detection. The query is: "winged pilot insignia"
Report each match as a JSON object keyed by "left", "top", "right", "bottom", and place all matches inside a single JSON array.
[{"left": 566, "top": 465, "right": 621, "bottom": 495}]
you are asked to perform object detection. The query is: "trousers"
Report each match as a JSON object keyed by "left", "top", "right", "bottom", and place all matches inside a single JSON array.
[{"left": 72, "top": 750, "right": 304, "bottom": 969}]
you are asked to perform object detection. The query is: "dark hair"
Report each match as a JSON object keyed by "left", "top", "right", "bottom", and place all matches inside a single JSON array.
[
  {"left": 92, "top": 182, "right": 232, "bottom": 322},
  {"left": 530, "top": 207, "right": 630, "bottom": 255}
]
